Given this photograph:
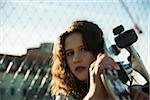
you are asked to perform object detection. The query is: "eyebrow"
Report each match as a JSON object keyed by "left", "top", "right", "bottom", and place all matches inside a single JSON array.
[
  {"left": 65, "top": 49, "right": 72, "bottom": 53},
  {"left": 65, "top": 44, "right": 85, "bottom": 52}
]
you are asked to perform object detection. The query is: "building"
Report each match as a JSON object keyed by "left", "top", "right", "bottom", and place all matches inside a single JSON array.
[{"left": 0, "top": 42, "right": 54, "bottom": 100}]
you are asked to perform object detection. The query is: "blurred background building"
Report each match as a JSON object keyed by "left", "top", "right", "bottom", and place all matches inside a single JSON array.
[{"left": 0, "top": 43, "right": 53, "bottom": 100}]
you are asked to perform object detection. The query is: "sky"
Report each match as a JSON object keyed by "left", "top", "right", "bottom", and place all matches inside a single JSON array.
[{"left": 0, "top": 0, "right": 149, "bottom": 73}]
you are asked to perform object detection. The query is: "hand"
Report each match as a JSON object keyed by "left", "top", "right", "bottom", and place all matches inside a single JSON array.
[
  {"left": 90, "top": 53, "right": 120, "bottom": 76},
  {"left": 84, "top": 53, "right": 120, "bottom": 100}
]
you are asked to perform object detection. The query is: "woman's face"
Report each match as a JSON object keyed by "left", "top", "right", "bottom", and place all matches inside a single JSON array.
[{"left": 64, "top": 32, "right": 95, "bottom": 81}]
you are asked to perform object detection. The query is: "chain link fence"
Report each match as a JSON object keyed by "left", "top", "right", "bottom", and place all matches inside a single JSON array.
[{"left": 0, "top": 0, "right": 149, "bottom": 100}]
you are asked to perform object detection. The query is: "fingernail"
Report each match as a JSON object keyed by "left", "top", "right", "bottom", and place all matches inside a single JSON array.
[{"left": 116, "top": 66, "right": 121, "bottom": 70}]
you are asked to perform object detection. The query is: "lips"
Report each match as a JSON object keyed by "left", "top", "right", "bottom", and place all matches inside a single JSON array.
[{"left": 75, "top": 66, "right": 86, "bottom": 72}]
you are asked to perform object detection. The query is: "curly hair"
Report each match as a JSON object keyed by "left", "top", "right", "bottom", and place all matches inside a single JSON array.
[{"left": 50, "top": 20, "right": 104, "bottom": 99}]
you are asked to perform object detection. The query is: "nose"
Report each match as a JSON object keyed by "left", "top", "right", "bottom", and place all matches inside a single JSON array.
[{"left": 73, "top": 53, "right": 82, "bottom": 63}]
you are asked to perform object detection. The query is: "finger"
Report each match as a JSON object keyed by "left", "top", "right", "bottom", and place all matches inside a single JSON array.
[
  {"left": 95, "top": 54, "right": 113, "bottom": 75},
  {"left": 103, "top": 56, "right": 120, "bottom": 70},
  {"left": 89, "top": 61, "right": 95, "bottom": 71},
  {"left": 111, "top": 61, "right": 120, "bottom": 70},
  {"left": 97, "top": 53, "right": 103, "bottom": 58},
  {"left": 95, "top": 54, "right": 106, "bottom": 75}
]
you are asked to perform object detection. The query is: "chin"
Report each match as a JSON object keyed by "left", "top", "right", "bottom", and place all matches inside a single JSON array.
[{"left": 77, "top": 75, "right": 88, "bottom": 81}]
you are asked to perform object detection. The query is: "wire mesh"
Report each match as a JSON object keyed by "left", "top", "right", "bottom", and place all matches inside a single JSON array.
[{"left": 0, "top": 0, "right": 149, "bottom": 100}]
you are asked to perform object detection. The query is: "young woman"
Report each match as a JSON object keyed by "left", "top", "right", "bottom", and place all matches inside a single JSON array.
[{"left": 50, "top": 20, "right": 149, "bottom": 100}]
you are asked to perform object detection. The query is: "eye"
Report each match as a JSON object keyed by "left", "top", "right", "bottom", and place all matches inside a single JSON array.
[
  {"left": 80, "top": 47, "right": 87, "bottom": 52},
  {"left": 66, "top": 51, "right": 74, "bottom": 56}
]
